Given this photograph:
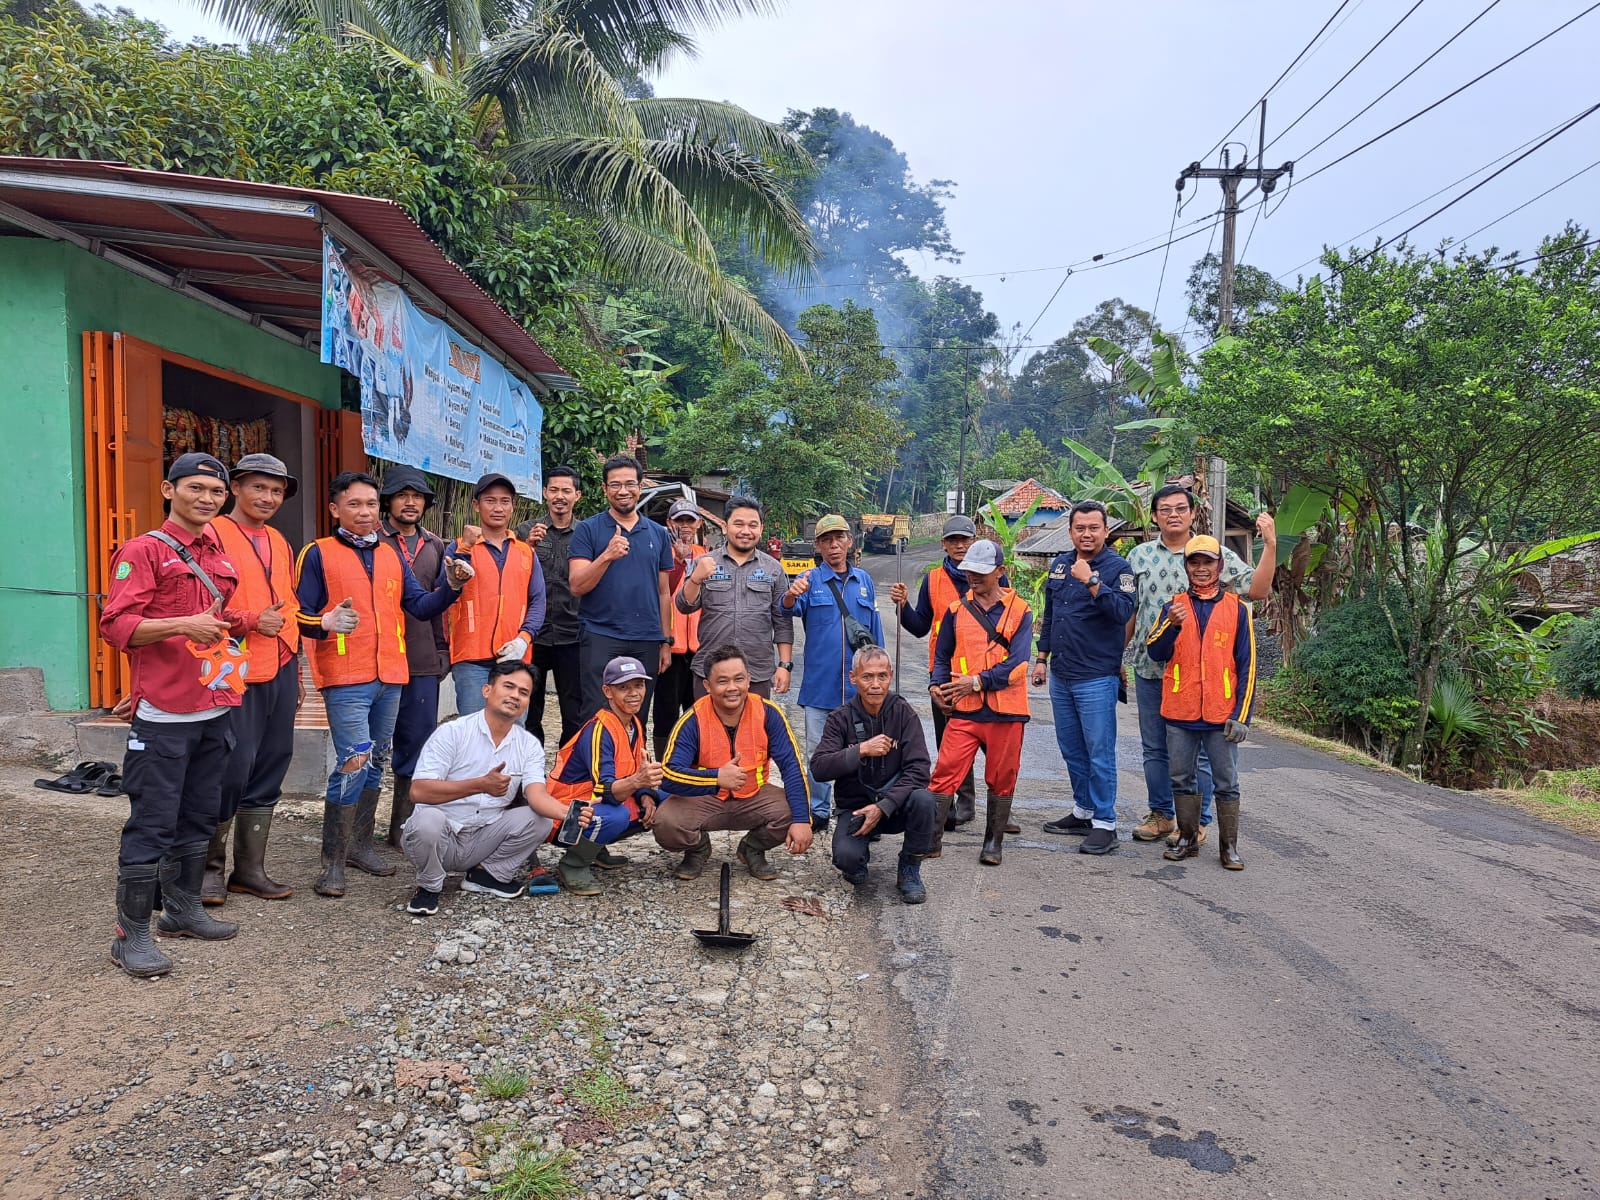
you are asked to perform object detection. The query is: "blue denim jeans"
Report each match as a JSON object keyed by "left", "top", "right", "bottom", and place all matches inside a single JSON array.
[
  {"left": 802, "top": 705, "right": 833, "bottom": 820},
  {"left": 1049, "top": 673, "right": 1120, "bottom": 829},
  {"left": 1135, "top": 674, "right": 1216, "bottom": 826},
  {"left": 1166, "top": 724, "right": 1239, "bottom": 808},
  {"left": 452, "top": 660, "right": 492, "bottom": 717},
  {"left": 322, "top": 680, "right": 401, "bottom": 805}
]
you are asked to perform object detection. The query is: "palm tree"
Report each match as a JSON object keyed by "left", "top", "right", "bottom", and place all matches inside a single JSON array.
[{"left": 200, "top": 0, "right": 815, "bottom": 357}]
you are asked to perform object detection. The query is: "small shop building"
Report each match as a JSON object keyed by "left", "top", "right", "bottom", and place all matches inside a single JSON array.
[{"left": 0, "top": 157, "right": 569, "bottom": 717}]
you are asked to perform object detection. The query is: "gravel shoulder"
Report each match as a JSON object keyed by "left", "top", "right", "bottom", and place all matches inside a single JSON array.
[{"left": 0, "top": 762, "right": 935, "bottom": 1200}]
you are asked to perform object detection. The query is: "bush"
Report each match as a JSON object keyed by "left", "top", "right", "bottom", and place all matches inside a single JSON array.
[
  {"left": 1292, "top": 595, "right": 1419, "bottom": 760},
  {"left": 1551, "top": 614, "right": 1600, "bottom": 701}
]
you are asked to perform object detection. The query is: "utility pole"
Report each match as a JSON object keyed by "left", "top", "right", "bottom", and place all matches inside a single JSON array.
[{"left": 956, "top": 345, "right": 972, "bottom": 514}]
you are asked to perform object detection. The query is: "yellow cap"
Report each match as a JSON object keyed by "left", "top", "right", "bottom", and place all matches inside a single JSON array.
[{"left": 1184, "top": 534, "right": 1222, "bottom": 559}]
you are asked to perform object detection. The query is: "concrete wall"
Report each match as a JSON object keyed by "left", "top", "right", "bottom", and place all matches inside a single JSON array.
[{"left": 0, "top": 237, "right": 342, "bottom": 710}]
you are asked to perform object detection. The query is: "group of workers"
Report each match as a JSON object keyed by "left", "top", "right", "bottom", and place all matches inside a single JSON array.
[{"left": 98, "top": 447, "right": 1275, "bottom": 979}]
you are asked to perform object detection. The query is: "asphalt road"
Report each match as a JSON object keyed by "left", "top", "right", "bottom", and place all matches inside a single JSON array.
[{"left": 834, "top": 543, "right": 1600, "bottom": 1199}]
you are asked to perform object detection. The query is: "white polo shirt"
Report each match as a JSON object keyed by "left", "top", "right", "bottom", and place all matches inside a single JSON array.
[{"left": 413, "top": 711, "right": 546, "bottom": 833}]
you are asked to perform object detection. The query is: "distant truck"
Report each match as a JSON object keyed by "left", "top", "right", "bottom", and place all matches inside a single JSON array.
[{"left": 861, "top": 513, "right": 910, "bottom": 554}]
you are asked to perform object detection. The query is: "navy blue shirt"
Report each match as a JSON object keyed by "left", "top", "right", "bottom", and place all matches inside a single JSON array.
[
  {"left": 1039, "top": 546, "right": 1136, "bottom": 681},
  {"left": 898, "top": 557, "right": 1008, "bottom": 638},
  {"left": 570, "top": 512, "right": 674, "bottom": 641},
  {"left": 441, "top": 534, "right": 547, "bottom": 642},
  {"left": 1146, "top": 591, "right": 1257, "bottom": 730},
  {"left": 294, "top": 529, "right": 458, "bottom": 639},
  {"left": 931, "top": 592, "right": 1034, "bottom": 723}
]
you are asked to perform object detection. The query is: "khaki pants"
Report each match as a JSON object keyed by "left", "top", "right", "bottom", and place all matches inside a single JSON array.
[
  {"left": 402, "top": 805, "right": 552, "bottom": 892},
  {"left": 652, "top": 783, "right": 791, "bottom": 852}
]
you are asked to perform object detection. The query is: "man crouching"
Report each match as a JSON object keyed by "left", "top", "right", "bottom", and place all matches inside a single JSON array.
[
  {"left": 810, "top": 646, "right": 937, "bottom": 904},
  {"left": 401, "top": 660, "right": 583, "bottom": 914}
]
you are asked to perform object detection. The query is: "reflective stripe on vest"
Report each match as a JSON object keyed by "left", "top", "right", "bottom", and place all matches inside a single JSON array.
[
  {"left": 305, "top": 538, "right": 409, "bottom": 689},
  {"left": 925, "top": 566, "right": 962, "bottom": 671},
  {"left": 1160, "top": 592, "right": 1242, "bottom": 724},
  {"left": 950, "top": 589, "right": 1030, "bottom": 718},
  {"left": 548, "top": 709, "right": 645, "bottom": 803},
  {"left": 450, "top": 538, "right": 535, "bottom": 664},
  {"left": 212, "top": 515, "right": 300, "bottom": 683},
  {"left": 670, "top": 543, "right": 708, "bottom": 654},
  {"left": 691, "top": 692, "right": 770, "bottom": 800}
]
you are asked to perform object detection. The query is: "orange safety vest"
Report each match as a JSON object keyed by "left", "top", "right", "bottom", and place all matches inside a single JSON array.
[
  {"left": 303, "top": 538, "right": 409, "bottom": 689},
  {"left": 691, "top": 692, "right": 770, "bottom": 800},
  {"left": 212, "top": 515, "right": 300, "bottom": 683},
  {"left": 925, "top": 565, "right": 963, "bottom": 671},
  {"left": 1160, "top": 592, "right": 1242, "bottom": 725},
  {"left": 948, "top": 588, "right": 1031, "bottom": 718},
  {"left": 547, "top": 709, "right": 646, "bottom": 803},
  {"left": 669, "top": 543, "right": 708, "bottom": 654},
  {"left": 449, "top": 537, "right": 536, "bottom": 664}
]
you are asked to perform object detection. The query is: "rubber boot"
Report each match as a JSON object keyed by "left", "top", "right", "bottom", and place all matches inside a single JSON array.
[
  {"left": 925, "top": 794, "right": 954, "bottom": 859},
  {"left": 386, "top": 776, "right": 414, "bottom": 849},
  {"left": 980, "top": 794, "right": 1013, "bottom": 866},
  {"left": 111, "top": 864, "right": 173, "bottom": 978},
  {"left": 673, "top": 832, "right": 713, "bottom": 881},
  {"left": 156, "top": 843, "right": 240, "bottom": 940},
  {"left": 347, "top": 787, "right": 397, "bottom": 877},
  {"left": 736, "top": 824, "right": 786, "bottom": 881},
  {"left": 201, "top": 819, "right": 230, "bottom": 907},
  {"left": 1164, "top": 791, "right": 1203, "bottom": 861},
  {"left": 556, "top": 839, "right": 606, "bottom": 896},
  {"left": 1216, "top": 798, "right": 1244, "bottom": 871},
  {"left": 950, "top": 787, "right": 976, "bottom": 828},
  {"left": 314, "top": 801, "right": 355, "bottom": 897},
  {"left": 228, "top": 806, "right": 293, "bottom": 900}
]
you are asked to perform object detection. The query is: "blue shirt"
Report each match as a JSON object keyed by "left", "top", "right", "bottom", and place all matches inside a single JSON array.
[
  {"left": 569, "top": 512, "right": 674, "bottom": 642},
  {"left": 897, "top": 557, "right": 1008, "bottom": 637},
  {"left": 441, "top": 534, "right": 548, "bottom": 642},
  {"left": 1146, "top": 591, "right": 1257, "bottom": 729},
  {"left": 658, "top": 697, "right": 811, "bottom": 823},
  {"left": 551, "top": 711, "right": 652, "bottom": 802},
  {"left": 294, "top": 530, "right": 458, "bottom": 639},
  {"left": 1038, "top": 546, "right": 1136, "bottom": 681},
  {"left": 787, "top": 564, "right": 885, "bottom": 709}
]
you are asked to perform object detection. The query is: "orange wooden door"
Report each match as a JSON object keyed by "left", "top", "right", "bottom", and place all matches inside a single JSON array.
[{"left": 314, "top": 408, "right": 367, "bottom": 537}]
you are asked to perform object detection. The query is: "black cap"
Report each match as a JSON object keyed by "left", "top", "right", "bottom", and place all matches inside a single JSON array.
[
  {"left": 473, "top": 472, "right": 517, "bottom": 499},
  {"left": 167, "top": 453, "right": 228, "bottom": 485},
  {"left": 379, "top": 465, "right": 436, "bottom": 508}
]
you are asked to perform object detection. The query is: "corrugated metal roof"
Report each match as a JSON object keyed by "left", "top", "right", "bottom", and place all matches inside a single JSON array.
[{"left": 0, "top": 157, "right": 570, "bottom": 391}]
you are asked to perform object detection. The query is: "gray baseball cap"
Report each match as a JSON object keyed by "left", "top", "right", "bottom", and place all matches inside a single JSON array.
[
  {"left": 942, "top": 515, "right": 977, "bottom": 538},
  {"left": 232, "top": 452, "right": 298, "bottom": 497},
  {"left": 667, "top": 498, "right": 701, "bottom": 521},
  {"left": 956, "top": 538, "right": 1004, "bottom": 574},
  {"left": 603, "top": 656, "right": 650, "bottom": 686}
]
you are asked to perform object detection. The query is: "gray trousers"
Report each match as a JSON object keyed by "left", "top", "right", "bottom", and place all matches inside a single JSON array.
[{"left": 401, "top": 805, "right": 551, "bottom": 892}]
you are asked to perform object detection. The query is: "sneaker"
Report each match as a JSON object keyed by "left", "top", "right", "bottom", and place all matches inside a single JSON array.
[
  {"left": 461, "top": 866, "right": 522, "bottom": 900},
  {"left": 896, "top": 860, "right": 927, "bottom": 905},
  {"left": 1166, "top": 824, "right": 1209, "bottom": 848},
  {"left": 406, "top": 887, "right": 440, "bottom": 915},
  {"left": 1132, "top": 812, "right": 1177, "bottom": 842},
  {"left": 1079, "top": 828, "right": 1119, "bottom": 856},
  {"left": 1042, "top": 813, "right": 1094, "bottom": 836},
  {"left": 841, "top": 869, "right": 868, "bottom": 886}
]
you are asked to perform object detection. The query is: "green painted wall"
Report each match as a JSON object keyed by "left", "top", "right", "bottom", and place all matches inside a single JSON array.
[{"left": 0, "top": 237, "right": 342, "bottom": 710}]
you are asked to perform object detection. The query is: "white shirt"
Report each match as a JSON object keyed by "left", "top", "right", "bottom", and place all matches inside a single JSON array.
[{"left": 413, "top": 711, "right": 545, "bottom": 833}]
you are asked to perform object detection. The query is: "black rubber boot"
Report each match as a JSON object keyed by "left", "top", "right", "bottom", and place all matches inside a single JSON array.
[
  {"left": 1217, "top": 799, "right": 1244, "bottom": 870},
  {"left": 156, "top": 843, "right": 240, "bottom": 940},
  {"left": 950, "top": 790, "right": 976, "bottom": 828},
  {"left": 347, "top": 787, "right": 397, "bottom": 877},
  {"left": 556, "top": 839, "right": 606, "bottom": 896},
  {"left": 925, "top": 794, "right": 954, "bottom": 859},
  {"left": 737, "top": 824, "right": 786, "bottom": 881},
  {"left": 229, "top": 806, "right": 293, "bottom": 900},
  {"left": 314, "top": 802, "right": 355, "bottom": 897},
  {"left": 111, "top": 864, "right": 173, "bottom": 978},
  {"left": 980, "top": 794, "right": 1013, "bottom": 866},
  {"left": 1164, "top": 791, "right": 1203, "bottom": 861},
  {"left": 386, "top": 776, "right": 414, "bottom": 849},
  {"left": 201, "top": 819, "right": 230, "bottom": 907},
  {"left": 673, "top": 832, "right": 713, "bottom": 881}
]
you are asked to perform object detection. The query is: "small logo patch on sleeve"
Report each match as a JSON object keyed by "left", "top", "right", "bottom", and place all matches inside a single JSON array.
[
  {"left": 115, "top": 562, "right": 132, "bottom": 580},
  {"left": 1118, "top": 573, "right": 1136, "bottom": 592}
]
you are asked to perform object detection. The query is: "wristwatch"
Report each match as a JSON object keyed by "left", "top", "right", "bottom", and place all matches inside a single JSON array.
[
  {"left": 970, "top": 676, "right": 982, "bottom": 693},
  {"left": 776, "top": 661, "right": 794, "bottom": 671},
  {"left": 1087, "top": 571, "right": 1101, "bottom": 587}
]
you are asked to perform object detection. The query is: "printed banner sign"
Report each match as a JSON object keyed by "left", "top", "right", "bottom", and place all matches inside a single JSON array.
[{"left": 320, "top": 235, "right": 542, "bottom": 495}]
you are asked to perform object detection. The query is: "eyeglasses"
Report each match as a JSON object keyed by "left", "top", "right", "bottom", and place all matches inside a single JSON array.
[
  {"left": 604, "top": 480, "right": 640, "bottom": 491},
  {"left": 1154, "top": 505, "right": 1191, "bottom": 516}
]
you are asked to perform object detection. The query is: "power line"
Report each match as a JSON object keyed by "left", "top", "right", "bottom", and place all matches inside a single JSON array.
[
  {"left": 1293, "top": 1, "right": 1599, "bottom": 188},
  {"left": 1457, "top": 156, "right": 1600, "bottom": 247},
  {"left": 1149, "top": 197, "right": 1181, "bottom": 320},
  {"left": 1504, "top": 235, "right": 1600, "bottom": 270},
  {"left": 1265, "top": 0, "right": 1428, "bottom": 151}
]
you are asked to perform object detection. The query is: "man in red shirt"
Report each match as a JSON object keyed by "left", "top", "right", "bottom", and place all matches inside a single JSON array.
[{"left": 100, "top": 453, "right": 251, "bottom": 978}]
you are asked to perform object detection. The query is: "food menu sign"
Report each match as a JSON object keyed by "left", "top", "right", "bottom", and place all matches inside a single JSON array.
[{"left": 320, "top": 235, "right": 542, "bottom": 495}]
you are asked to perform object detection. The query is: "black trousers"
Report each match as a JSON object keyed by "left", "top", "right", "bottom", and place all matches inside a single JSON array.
[
  {"left": 528, "top": 641, "right": 584, "bottom": 747},
  {"left": 831, "top": 788, "right": 938, "bottom": 875},
  {"left": 578, "top": 630, "right": 661, "bottom": 732},
  {"left": 118, "top": 711, "right": 234, "bottom": 869},
  {"left": 392, "top": 672, "right": 441, "bottom": 777},
  {"left": 219, "top": 667, "right": 298, "bottom": 819},
  {"left": 932, "top": 704, "right": 975, "bottom": 807},
  {"left": 652, "top": 651, "right": 696, "bottom": 755}
]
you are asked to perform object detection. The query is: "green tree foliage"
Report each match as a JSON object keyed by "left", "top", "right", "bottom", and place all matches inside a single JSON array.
[
  {"left": 1290, "top": 596, "right": 1420, "bottom": 762},
  {"left": 662, "top": 302, "right": 905, "bottom": 528},
  {"left": 973, "top": 428, "right": 1051, "bottom": 489},
  {"left": 1551, "top": 614, "right": 1600, "bottom": 701},
  {"left": 1184, "top": 251, "right": 1283, "bottom": 336},
  {"left": 1192, "top": 232, "right": 1600, "bottom": 766}
]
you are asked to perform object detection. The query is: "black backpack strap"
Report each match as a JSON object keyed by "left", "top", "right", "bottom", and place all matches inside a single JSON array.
[{"left": 960, "top": 596, "right": 1012, "bottom": 653}]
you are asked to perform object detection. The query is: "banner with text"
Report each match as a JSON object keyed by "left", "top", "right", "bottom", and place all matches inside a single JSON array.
[{"left": 320, "top": 235, "right": 542, "bottom": 495}]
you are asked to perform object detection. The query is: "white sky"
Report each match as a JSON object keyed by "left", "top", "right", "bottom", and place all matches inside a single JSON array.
[{"left": 125, "top": 0, "right": 1600, "bottom": 346}]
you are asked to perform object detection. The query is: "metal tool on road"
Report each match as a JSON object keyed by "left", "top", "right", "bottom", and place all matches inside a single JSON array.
[
  {"left": 892, "top": 535, "right": 907, "bottom": 694},
  {"left": 692, "top": 862, "right": 757, "bottom": 950}
]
